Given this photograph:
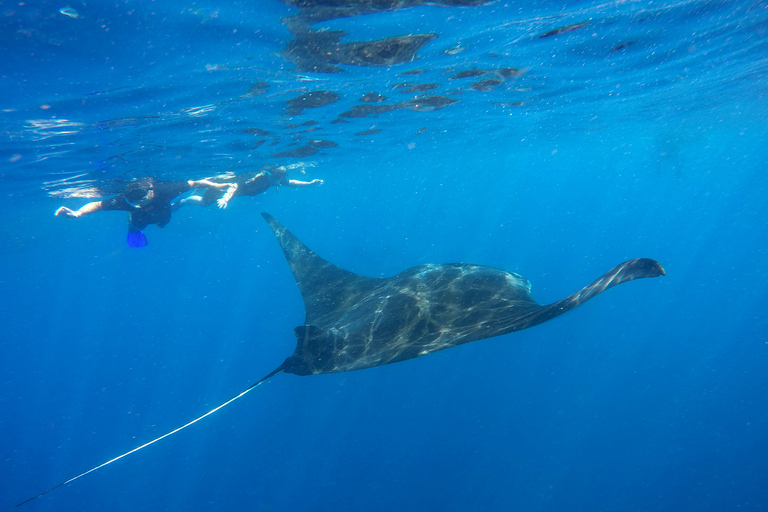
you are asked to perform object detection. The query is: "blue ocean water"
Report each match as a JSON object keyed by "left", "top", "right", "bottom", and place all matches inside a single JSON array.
[{"left": 2, "top": 0, "right": 767, "bottom": 510}]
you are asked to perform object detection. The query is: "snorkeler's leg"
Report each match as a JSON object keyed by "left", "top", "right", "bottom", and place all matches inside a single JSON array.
[
  {"left": 189, "top": 179, "right": 231, "bottom": 190},
  {"left": 172, "top": 195, "right": 205, "bottom": 211},
  {"left": 286, "top": 179, "right": 324, "bottom": 187}
]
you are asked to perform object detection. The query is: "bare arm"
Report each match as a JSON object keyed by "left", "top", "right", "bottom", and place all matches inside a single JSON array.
[
  {"left": 186, "top": 179, "right": 238, "bottom": 209},
  {"left": 55, "top": 200, "right": 105, "bottom": 218},
  {"left": 216, "top": 183, "right": 239, "bottom": 209},
  {"left": 286, "top": 179, "right": 323, "bottom": 188}
]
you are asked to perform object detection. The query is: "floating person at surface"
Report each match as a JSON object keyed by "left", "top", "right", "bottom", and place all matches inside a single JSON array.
[
  {"left": 55, "top": 177, "right": 235, "bottom": 247},
  {"left": 175, "top": 165, "right": 323, "bottom": 210}
]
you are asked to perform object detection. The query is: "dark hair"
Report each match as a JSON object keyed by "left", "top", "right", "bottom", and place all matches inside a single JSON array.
[
  {"left": 123, "top": 178, "right": 155, "bottom": 205},
  {"left": 266, "top": 165, "right": 287, "bottom": 180}
]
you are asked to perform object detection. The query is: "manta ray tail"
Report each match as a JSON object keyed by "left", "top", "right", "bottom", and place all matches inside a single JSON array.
[
  {"left": 15, "top": 365, "right": 286, "bottom": 508},
  {"left": 523, "top": 258, "right": 666, "bottom": 329}
]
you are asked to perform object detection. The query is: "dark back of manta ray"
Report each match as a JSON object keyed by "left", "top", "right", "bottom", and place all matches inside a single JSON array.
[{"left": 261, "top": 213, "right": 665, "bottom": 377}]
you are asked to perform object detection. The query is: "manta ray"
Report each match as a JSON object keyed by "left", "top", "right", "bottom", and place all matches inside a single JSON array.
[
  {"left": 261, "top": 213, "right": 664, "bottom": 377},
  {"left": 18, "top": 213, "right": 664, "bottom": 506}
]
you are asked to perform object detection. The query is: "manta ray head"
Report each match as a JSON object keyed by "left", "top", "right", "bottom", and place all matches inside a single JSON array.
[{"left": 284, "top": 325, "right": 339, "bottom": 376}]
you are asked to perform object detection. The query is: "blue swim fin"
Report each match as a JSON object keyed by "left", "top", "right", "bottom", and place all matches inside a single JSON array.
[{"left": 126, "top": 230, "right": 148, "bottom": 248}]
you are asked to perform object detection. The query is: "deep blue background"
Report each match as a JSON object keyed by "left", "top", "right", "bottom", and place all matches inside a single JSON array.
[{"left": 2, "top": 0, "right": 768, "bottom": 510}]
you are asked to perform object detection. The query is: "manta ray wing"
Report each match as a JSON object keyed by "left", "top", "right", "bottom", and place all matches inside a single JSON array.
[{"left": 263, "top": 213, "right": 383, "bottom": 327}]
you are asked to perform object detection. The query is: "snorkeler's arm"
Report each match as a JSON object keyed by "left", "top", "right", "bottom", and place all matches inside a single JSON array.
[
  {"left": 286, "top": 179, "right": 324, "bottom": 187},
  {"left": 55, "top": 200, "right": 106, "bottom": 218},
  {"left": 216, "top": 183, "right": 239, "bottom": 209}
]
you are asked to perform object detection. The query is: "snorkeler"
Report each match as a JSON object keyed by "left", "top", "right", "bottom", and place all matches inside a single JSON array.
[
  {"left": 55, "top": 177, "right": 235, "bottom": 247},
  {"left": 174, "top": 165, "right": 323, "bottom": 210}
]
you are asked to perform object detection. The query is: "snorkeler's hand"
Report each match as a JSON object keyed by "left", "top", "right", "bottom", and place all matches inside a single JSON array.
[
  {"left": 55, "top": 207, "right": 80, "bottom": 218},
  {"left": 217, "top": 183, "right": 237, "bottom": 209},
  {"left": 311, "top": 179, "right": 324, "bottom": 186}
]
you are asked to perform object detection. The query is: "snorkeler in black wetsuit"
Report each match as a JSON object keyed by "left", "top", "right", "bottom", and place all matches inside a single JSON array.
[
  {"left": 55, "top": 177, "right": 234, "bottom": 247},
  {"left": 175, "top": 165, "right": 323, "bottom": 210}
]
